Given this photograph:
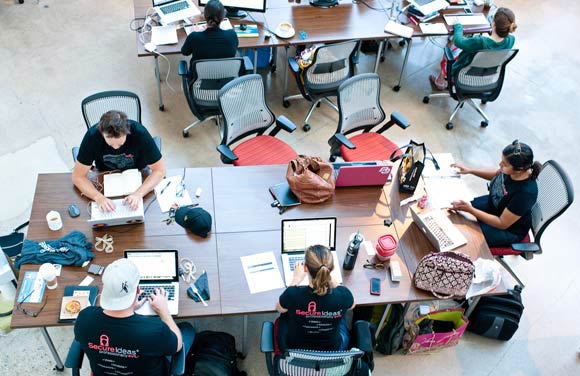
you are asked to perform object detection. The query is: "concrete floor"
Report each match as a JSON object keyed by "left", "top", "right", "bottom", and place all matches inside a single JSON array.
[{"left": 1, "top": 0, "right": 579, "bottom": 374}]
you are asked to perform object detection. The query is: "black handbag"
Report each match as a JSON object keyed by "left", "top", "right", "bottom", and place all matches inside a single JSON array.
[
  {"left": 389, "top": 141, "right": 439, "bottom": 194},
  {"left": 0, "top": 221, "right": 29, "bottom": 257}
]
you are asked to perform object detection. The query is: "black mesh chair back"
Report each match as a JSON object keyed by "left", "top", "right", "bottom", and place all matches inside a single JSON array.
[
  {"left": 81, "top": 91, "right": 141, "bottom": 129},
  {"left": 218, "top": 74, "right": 275, "bottom": 147},
  {"left": 337, "top": 73, "right": 386, "bottom": 135},
  {"left": 453, "top": 49, "right": 519, "bottom": 102},
  {"left": 275, "top": 349, "right": 365, "bottom": 376},
  {"left": 531, "top": 160, "right": 574, "bottom": 245}
]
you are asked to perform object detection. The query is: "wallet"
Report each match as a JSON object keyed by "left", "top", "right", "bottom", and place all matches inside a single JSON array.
[{"left": 187, "top": 271, "right": 210, "bottom": 302}]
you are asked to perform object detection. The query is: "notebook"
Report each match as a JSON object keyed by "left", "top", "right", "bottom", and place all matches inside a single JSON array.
[
  {"left": 384, "top": 21, "right": 414, "bottom": 38},
  {"left": 280, "top": 218, "right": 343, "bottom": 287},
  {"left": 150, "top": 24, "right": 178, "bottom": 45},
  {"left": 234, "top": 24, "right": 259, "bottom": 38},
  {"left": 411, "top": 209, "right": 467, "bottom": 252},
  {"left": 269, "top": 182, "right": 300, "bottom": 208},
  {"left": 103, "top": 169, "right": 142, "bottom": 198},
  {"left": 87, "top": 198, "right": 144, "bottom": 228},
  {"left": 125, "top": 250, "right": 180, "bottom": 316},
  {"left": 58, "top": 285, "right": 99, "bottom": 323},
  {"left": 333, "top": 161, "right": 393, "bottom": 187}
]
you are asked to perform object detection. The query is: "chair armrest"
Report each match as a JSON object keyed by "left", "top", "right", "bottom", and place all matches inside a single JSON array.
[
  {"left": 333, "top": 133, "right": 355, "bottom": 149},
  {"left": 242, "top": 56, "right": 254, "bottom": 73},
  {"left": 178, "top": 60, "right": 188, "bottom": 76},
  {"left": 511, "top": 242, "right": 541, "bottom": 253},
  {"left": 269, "top": 115, "right": 297, "bottom": 137},
  {"left": 65, "top": 340, "right": 84, "bottom": 375},
  {"left": 353, "top": 321, "right": 373, "bottom": 353},
  {"left": 376, "top": 112, "right": 410, "bottom": 134},
  {"left": 71, "top": 147, "right": 79, "bottom": 163},
  {"left": 288, "top": 57, "right": 300, "bottom": 73},
  {"left": 261, "top": 321, "right": 274, "bottom": 353},
  {"left": 170, "top": 348, "right": 186, "bottom": 376},
  {"left": 216, "top": 144, "right": 238, "bottom": 162}
]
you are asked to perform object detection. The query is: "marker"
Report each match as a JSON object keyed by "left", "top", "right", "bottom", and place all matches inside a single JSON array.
[{"left": 160, "top": 181, "right": 171, "bottom": 195}]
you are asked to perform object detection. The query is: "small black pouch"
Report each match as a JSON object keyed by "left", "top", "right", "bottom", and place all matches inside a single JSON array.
[{"left": 187, "top": 271, "right": 210, "bottom": 302}]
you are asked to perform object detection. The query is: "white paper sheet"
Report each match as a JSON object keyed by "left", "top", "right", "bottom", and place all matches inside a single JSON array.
[
  {"left": 151, "top": 25, "right": 178, "bottom": 45},
  {"left": 241, "top": 252, "right": 285, "bottom": 294},
  {"left": 423, "top": 153, "right": 460, "bottom": 178},
  {"left": 419, "top": 22, "right": 448, "bottom": 35},
  {"left": 154, "top": 176, "right": 194, "bottom": 213},
  {"left": 424, "top": 176, "right": 474, "bottom": 210}
]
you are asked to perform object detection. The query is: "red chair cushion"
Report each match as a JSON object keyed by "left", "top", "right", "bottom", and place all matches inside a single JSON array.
[
  {"left": 232, "top": 136, "right": 297, "bottom": 166},
  {"left": 340, "top": 133, "right": 401, "bottom": 162},
  {"left": 490, "top": 234, "right": 531, "bottom": 256}
]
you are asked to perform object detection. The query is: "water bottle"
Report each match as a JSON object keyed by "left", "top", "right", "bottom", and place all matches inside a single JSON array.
[{"left": 343, "top": 231, "right": 363, "bottom": 270}]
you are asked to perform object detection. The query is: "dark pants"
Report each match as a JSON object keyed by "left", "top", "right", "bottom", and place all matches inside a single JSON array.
[
  {"left": 166, "top": 322, "right": 195, "bottom": 367},
  {"left": 275, "top": 313, "right": 350, "bottom": 353},
  {"left": 471, "top": 195, "right": 524, "bottom": 247}
]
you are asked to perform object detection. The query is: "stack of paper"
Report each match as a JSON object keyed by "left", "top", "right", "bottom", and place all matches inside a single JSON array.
[
  {"left": 151, "top": 24, "right": 178, "bottom": 45},
  {"left": 154, "top": 176, "right": 194, "bottom": 213},
  {"left": 241, "top": 252, "right": 284, "bottom": 294}
]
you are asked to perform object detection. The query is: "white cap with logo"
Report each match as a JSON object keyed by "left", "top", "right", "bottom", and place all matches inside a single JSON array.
[{"left": 100, "top": 258, "right": 140, "bottom": 310}]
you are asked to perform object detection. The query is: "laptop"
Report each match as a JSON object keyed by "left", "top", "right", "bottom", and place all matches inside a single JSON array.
[
  {"left": 411, "top": 209, "right": 467, "bottom": 252},
  {"left": 333, "top": 161, "right": 393, "bottom": 187},
  {"left": 124, "top": 250, "right": 180, "bottom": 316},
  {"left": 87, "top": 198, "right": 144, "bottom": 228},
  {"left": 408, "top": 0, "right": 448, "bottom": 15},
  {"left": 153, "top": 0, "right": 201, "bottom": 25},
  {"left": 280, "top": 218, "right": 343, "bottom": 287}
]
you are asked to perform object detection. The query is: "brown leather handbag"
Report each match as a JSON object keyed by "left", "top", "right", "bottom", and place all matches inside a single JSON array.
[
  {"left": 286, "top": 155, "right": 335, "bottom": 204},
  {"left": 413, "top": 251, "right": 475, "bottom": 299}
]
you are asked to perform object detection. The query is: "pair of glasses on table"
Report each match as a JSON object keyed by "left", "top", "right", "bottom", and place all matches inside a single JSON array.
[
  {"left": 363, "top": 260, "right": 386, "bottom": 270},
  {"left": 16, "top": 289, "right": 48, "bottom": 317}
]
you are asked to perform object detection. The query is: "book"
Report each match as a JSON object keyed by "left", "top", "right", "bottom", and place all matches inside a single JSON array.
[
  {"left": 234, "top": 24, "right": 259, "bottom": 38},
  {"left": 384, "top": 21, "right": 414, "bottom": 39},
  {"left": 58, "top": 285, "right": 99, "bottom": 323},
  {"left": 269, "top": 182, "right": 300, "bottom": 208},
  {"left": 103, "top": 169, "right": 142, "bottom": 197}
]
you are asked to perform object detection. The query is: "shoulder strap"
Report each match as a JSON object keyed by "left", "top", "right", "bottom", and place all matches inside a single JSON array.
[{"left": 13, "top": 221, "right": 29, "bottom": 233}]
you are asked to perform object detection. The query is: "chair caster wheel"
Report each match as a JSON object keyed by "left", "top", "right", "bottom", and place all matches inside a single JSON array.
[
  {"left": 481, "top": 121, "right": 489, "bottom": 128},
  {"left": 446, "top": 122, "right": 454, "bottom": 130},
  {"left": 481, "top": 100, "right": 487, "bottom": 105},
  {"left": 303, "top": 124, "right": 311, "bottom": 132},
  {"left": 380, "top": 56, "right": 385, "bottom": 62},
  {"left": 159, "top": 105, "right": 164, "bottom": 111},
  {"left": 182, "top": 130, "right": 189, "bottom": 138},
  {"left": 282, "top": 100, "right": 290, "bottom": 108},
  {"left": 54, "top": 365, "right": 64, "bottom": 372},
  {"left": 399, "top": 40, "right": 406, "bottom": 47},
  {"left": 386, "top": 42, "right": 393, "bottom": 50},
  {"left": 422, "top": 96, "right": 430, "bottom": 104},
  {"left": 393, "top": 85, "right": 401, "bottom": 92},
  {"left": 316, "top": 102, "right": 321, "bottom": 108},
  {"left": 270, "top": 65, "right": 277, "bottom": 73},
  {"left": 330, "top": 155, "right": 337, "bottom": 162}
]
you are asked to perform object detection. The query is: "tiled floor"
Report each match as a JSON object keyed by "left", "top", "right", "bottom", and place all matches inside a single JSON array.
[{"left": 1, "top": 0, "right": 579, "bottom": 374}]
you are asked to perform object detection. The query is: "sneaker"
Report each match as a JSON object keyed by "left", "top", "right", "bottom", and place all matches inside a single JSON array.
[{"left": 429, "top": 74, "right": 447, "bottom": 91}]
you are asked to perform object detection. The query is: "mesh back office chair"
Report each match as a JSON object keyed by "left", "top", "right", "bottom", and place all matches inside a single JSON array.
[
  {"left": 328, "top": 73, "right": 410, "bottom": 162},
  {"left": 72, "top": 91, "right": 161, "bottom": 162},
  {"left": 491, "top": 160, "right": 574, "bottom": 288},
  {"left": 283, "top": 40, "right": 360, "bottom": 132},
  {"left": 261, "top": 320, "right": 374, "bottom": 376},
  {"left": 423, "top": 48, "right": 519, "bottom": 130},
  {"left": 216, "top": 74, "right": 298, "bottom": 166},
  {"left": 178, "top": 57, "right": 252, "bottom": 138}
]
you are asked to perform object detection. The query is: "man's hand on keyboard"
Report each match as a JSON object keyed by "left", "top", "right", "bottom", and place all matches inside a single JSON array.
[
  {"left": 290, "top": 261, "right": 307, "bottom": 286},
  {"left": 97, "top": 195, "right": 116, "bottom": 212},
  {"left": 148, "top": 288, "right": 171, "bottom": 316},
  {"left": 125, "top": 193, "right": 143, "bottom": 211},
  {"left": 451, "top": 200, "right": 472, "bottom": 212}
]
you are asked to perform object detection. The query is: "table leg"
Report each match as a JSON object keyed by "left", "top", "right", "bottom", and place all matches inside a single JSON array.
[
  {"left": 241, "top": 314, "right": 248, "bottom": 357},
  {"left": 154, "top": 56, "right": 164, "bottom": 111},
  {"left": 283, "top": 46, "right": 289, "bottom": 99},
  {"left": 253, "top": 49, "right": 258, "bottom": 74},
  {"left": 393, "top": 38, "right": 412, "bottom": 92},
  {"left": 374, "top": 40, "right": 385, "bottom": 73},
  {"left": 375, "top": 304, "right": 392, "bottom": 340},
  {"left": 41, "top": 327, "right": 64, "bottom": 372}
]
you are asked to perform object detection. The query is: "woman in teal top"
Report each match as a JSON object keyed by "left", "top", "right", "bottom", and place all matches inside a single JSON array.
[{"left": 430, "top": 7, "right": 517, "bottom": 90}]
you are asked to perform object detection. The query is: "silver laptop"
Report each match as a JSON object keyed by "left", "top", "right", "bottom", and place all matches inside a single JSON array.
[
  {"left": 87, "top": 198, "right": 144, "bottom": 228},
  {"left": 408, "top": 0, "right": 448, "bottom": 15},
  {"left": 281, "top": 218, "right": 343, "bottom": 287},
  {"left": 411, "top": 209, "right": 467, "bottom": 252},
  {"left": 125, "top": 250, "right": 180, "bottom": 316},
  {"left": 153, "top": 0, "right": 201, "bottom": 24}
]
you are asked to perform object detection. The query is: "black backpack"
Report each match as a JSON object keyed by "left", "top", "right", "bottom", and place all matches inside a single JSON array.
[
  {"left": 185, "top": 331, "right": 246, "bottom": 376},
  {"left": 467, "top": 286, "right": 524, "bottom": 341},
  {"left": 375, "top": 304, "right": 405, "bottom": 355}
]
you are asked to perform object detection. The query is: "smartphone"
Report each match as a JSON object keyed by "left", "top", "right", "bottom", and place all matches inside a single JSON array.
[
  {"left": 464, "top": 8, "right": 473, "bottom": 14},
  {"left": 370, "top": 278, "right": 381, "bottom": 296}
]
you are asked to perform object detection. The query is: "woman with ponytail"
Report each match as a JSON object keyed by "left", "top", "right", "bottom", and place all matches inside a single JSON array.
[
  {"left": 451, "top": 140, "right": 542, "bottom": 247},
  {"left": 275, "top": 245, "right": 355, "bottom": 351}
]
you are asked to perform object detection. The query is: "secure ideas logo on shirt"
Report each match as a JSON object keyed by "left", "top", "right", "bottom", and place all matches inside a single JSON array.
[
  {"left": 88, "top": 334, "right": 141, "bottom": 359},
  {"left": 295, "top": 301, "right": 343, "bottom": 319}
]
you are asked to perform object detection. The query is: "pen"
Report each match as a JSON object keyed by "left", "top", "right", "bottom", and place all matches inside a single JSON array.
[{"left": 160, "top": 181, "right": 171, "bottom": 194}]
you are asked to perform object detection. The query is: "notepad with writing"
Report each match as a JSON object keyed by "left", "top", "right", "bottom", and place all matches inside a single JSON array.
[
  {"left": 234, "top": 24, "right": 259, "bottom": 38},
  {"left": 58, "top": 285, "right": 99, "bottom": 323},
  {"left": 104, "top": 169, "right": 142, "bottom": 197}
]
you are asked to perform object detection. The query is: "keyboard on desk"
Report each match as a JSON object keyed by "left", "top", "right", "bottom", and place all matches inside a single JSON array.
[
  {"left": 160, "top": 1, "right": 189, "bottom": 14},
  {"left": 90, "top": 199, "right": 143, "bottom": 220},
  {"left": 411, "top": 209, "right": 467, "bottom": 252},
  {"left": 138, "top": 285, "right": 176, "bottom": 301},
  {"left": 423, "top": 214, "right": 454, "bottom": 249}
]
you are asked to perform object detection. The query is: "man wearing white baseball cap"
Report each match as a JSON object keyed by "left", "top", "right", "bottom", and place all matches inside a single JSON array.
[{"left": 74, "top": 258, "right": 193, "bottom": 376}]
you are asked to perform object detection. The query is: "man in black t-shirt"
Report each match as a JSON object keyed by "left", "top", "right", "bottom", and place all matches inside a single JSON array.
[
  {"left": 74, "top": 259, "right": 193, "bottom": 376},
  {"left": 72, "top": 111, "right": 166, "bottom": 212}
]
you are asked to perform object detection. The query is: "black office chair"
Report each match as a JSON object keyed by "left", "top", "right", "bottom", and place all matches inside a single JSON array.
[
  {"left": 178, "top": 57, "right": 253, "bottom": 138},
  {"left": 216, "top": 74, "right": 298, "bottom": 166},
  {"left": 283, "top": 40, "right": 360, "bottom": 132},
  {"left": 328, "top": 73, "right": 410, "bottom": 162},
  {"left": 261, "top": 320, "right": 374, "bottom": 376},
  {"left": 423, "top": 47, "right": 519, "bottom": 130},
  {"left": 490, "top": 160, "right": 574, "bottom": 288},
  {"left": 72, "top": 90, "right": 161, "bottom": 162}
]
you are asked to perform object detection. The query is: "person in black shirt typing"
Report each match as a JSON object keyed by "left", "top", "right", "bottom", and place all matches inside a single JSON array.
[
  {"left": 276, "top": 245, "right": 355, "bottom": 352},
  {"left": 451, "top": 140, "right": 542, "bottom": 247}
]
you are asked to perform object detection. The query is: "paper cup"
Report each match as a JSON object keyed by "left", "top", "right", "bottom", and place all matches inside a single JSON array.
[
  {"left": 39, "top": 263, "right": 58, "bottom": 289},
  {"left": 46, "top": 210, "right": 63, "bottom": 231}
]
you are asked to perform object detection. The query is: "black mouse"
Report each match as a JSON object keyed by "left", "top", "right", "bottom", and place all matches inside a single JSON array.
[
  {"left": 68, "top": 204, "right": 80, "bottom": 218},
  {"left": 239, "top": 23, "right": 247, "bottom": 31}
]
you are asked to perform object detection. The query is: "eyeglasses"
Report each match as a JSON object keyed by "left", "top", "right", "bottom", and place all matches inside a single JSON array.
[
  {"left": 16, "top": 289, "right": 48, "bottom": 317},
  {"left": 363, "top": 260, "right": 385, "bottom": 270}
]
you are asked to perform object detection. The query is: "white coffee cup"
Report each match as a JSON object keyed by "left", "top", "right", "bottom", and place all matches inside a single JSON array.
[
  {"left": 46, "top": 210, "right": 63, "bottom": 231},
  {"left": 39, "top": 263, "right": 58, "bottom": 289}
]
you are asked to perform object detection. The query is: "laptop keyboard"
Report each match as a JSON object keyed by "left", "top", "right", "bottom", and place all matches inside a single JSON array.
[
  {"left": 160, "top": 1, "right": 189, "bottom": 14},
  {"left": 138, "top": 285, "right": 176, "bottom": 301},
  {"left": 289, "top": 256, "right": 305, "bottom": 271},
  {"left": 91, "top": 199, "right": 143, "bottom": 220},
  {"left": 423, "top": 214, "right": 454, "bottom": 249}
]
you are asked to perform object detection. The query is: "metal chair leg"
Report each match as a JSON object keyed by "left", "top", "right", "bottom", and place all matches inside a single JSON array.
[
  {"left": 449, "top": 101, "right": 464, "bottom": 122},
  {"left": 496, "top": 257, "right": 526, "bottom": 289},
  {"left": 304, "top": 99, "right": 323, "bottom": 125},
  {"left": 322, "top": 97, "right": 339, "bottom": 112},
  {"left": 467, "top": 98, "right": 490, "bottom": 122}
]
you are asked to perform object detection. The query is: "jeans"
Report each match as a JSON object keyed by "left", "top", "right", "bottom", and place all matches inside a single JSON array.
[
  {"left": 471, "top": 195, "right": 524, "bottom": 247},
  {"left": 275, "top": 313, "right": 350, "bottom": 352},
  {"left": 166, "top": 322, "right": 195, "bottom": 370}
]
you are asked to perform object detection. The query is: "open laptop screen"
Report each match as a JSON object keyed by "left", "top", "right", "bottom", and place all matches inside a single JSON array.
[
  {"left": 125, "top": 250, "right": 178, "bottom": 281},
  {"left": 282, "top": 218, "right": 337, "bottom": 253}
]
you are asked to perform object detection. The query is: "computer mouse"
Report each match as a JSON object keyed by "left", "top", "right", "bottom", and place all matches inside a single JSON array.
[
  {"left": 239, "top": 23, "right": 247, "bottom": 31},
  {"left": 68, "top": 204, "right": 80, "bottom": 218}
]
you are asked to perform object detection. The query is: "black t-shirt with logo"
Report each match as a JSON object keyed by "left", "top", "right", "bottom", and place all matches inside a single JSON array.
[
  {"left": 74, "top": 306, "right": 177, "bottom": 376},
  {"left": 279, "top": 286, "right": 354, "bottom": 350},
  {"left": 76, "top": 121, "right": 161, "bottom": 171},
  {"left": 487, "top": 173, "right": 538, "bottom": 236}
]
